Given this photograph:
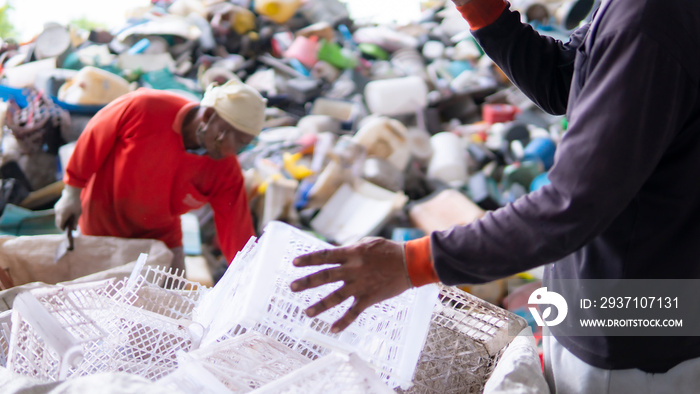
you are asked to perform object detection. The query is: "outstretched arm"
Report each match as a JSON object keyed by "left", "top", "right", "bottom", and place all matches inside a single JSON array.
[{"left": 458, "top": 0, "right": 588, "bottom": 114}]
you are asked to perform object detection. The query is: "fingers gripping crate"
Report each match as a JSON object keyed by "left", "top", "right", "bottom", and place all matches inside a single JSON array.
[
  {"left": 251, "top": 352, "right": 394, "bottom": 394},
  {"left": 7, "top": 280, "right": 196, "bottom": 382},
  {"left": 397, "top": 285, "right": 527, "bottom": 394},
  {"left": 158, "top": 331, "right": 311, "bottom": 393},
  {"left": 194, "top": 221, "right": 439, "bottom": 389}
]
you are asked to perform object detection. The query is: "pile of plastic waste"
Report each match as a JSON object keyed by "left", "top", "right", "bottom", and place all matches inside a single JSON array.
[{"left": 0, "top": 0, "right": 595, "bottom": 377}]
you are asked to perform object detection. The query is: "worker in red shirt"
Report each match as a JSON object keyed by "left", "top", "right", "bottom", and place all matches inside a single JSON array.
[{"left": 53, "top": 78, "right": 266, "bottom": 272}]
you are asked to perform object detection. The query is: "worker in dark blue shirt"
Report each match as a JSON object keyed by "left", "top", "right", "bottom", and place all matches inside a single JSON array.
[{"left": 292, "top": 0, "right": 700, "bottom": 392}]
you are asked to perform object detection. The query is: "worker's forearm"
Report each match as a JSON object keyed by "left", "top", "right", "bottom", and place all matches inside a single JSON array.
[
  {"left": 468, "top": 0, "right": 583, "bottom": 114},
  {"left": 428, "top": 31, "right": 693, "bottom": 286}
]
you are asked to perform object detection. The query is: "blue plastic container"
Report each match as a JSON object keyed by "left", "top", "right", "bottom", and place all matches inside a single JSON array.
[
  {"left": 523, "top": 137, "right": 556, "bottom": 170},
  {"left": 0, "top": 85, "right": 29, "bottom": 108},
  {"left": 391, "top": 227, "right": 426, "bottom": 242},
  {"left": 530, "top": 172, "right": 551, "bottom": 192}
]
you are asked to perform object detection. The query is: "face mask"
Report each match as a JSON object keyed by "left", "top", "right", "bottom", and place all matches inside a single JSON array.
[
  {"left": 189, "top": 147, "right": 208, "bottom": 156},
  {"left": 237, "top": 136, "right": 258, "bottom": 155}
]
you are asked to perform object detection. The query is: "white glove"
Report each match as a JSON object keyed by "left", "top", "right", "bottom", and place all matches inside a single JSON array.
[{"left": 54, "top": 184, "right": 82, "bottom": 230}]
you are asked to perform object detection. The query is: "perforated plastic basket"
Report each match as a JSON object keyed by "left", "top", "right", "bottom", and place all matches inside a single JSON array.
[
  {"left": 194, "top": 221, "right": 439, "bottom": 389},
  {"left": 251, "top": 352, "right": 394, "bottom": 394},
  {"left": 158, "top": 331, "right": 311, "bottom": 393},
  {"left": 8, "top": 281, "right": 116, "bottom": 381},
  {"left": 398, "top": 285, "right": 527, "bottom": 394},
  {"left": 117, "top": 264, "right": 209, "bottom": 321},
  {"left": 0, "top": 310, "right": 12, "bottom": 368},
  {"left": 7, "top": 273, "right": 198, "bottom": 382}
]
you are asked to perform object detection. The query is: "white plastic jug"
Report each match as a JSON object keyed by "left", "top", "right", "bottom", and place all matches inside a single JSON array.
[
  {"left": 364, "top": 75, "right": 428, "bottom": 116},
  {"left": 58, "top": 66, "right": 131, "bottom": 105},
  {"left": 427, "top": 132, "right": 468, "bottom": 187},
  {"left": 3, "top": 58, "right": 57, "bottom": 89},
  {"left": 352, "top": 116, "right": 411, "bottom": 171}
]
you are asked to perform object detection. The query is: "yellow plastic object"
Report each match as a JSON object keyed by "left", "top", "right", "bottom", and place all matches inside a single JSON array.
[
  {"left": 283, "top": 152, "right": 314, "bottom": 180},
  {"left": 254, "top": 0, "right": 301, "bottom": 24},
  {"left": 232, "top": 7, "right": 256, "bottom": 35},
  {"left": 516, "top": 272, "right": 537, "bottom": 281},
  {"left": 257, "top": 173, "right": 283, "bottom": 195}
]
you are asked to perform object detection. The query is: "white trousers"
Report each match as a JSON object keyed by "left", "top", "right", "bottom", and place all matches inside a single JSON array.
[{"left": 544, "top": 335, "right": 700, "bottom": 394}]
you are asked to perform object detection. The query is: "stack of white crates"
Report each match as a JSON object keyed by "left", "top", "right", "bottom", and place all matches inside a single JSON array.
[
  {"left": 5, "top": 258, "right": 209, "bottom": 382},
  {"left": 159, "top": 331, "right": 312, "bottom": 393},
  {"left": 0, "top": 221, "right": 525, "bottom": 393},
  {"left": 194, "top": 221, "right": 440, "bottom": 389}
]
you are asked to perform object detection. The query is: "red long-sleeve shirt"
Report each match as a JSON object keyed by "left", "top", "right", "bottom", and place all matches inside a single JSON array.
[{"left": 64, "top": 88, "right": 254, "bottom": 263}]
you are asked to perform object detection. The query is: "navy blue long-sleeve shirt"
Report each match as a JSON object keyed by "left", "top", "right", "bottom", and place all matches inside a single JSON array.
[{"left": 431, "top": 0, "right": 700, "bottom": 371}]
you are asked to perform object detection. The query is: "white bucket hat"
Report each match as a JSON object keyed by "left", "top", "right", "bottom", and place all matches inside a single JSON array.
[{"left": 201, "top": 77, "right": 267, "bottom": 136}]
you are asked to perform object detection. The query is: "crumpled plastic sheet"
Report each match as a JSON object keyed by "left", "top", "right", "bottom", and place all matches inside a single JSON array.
[{"left": 483, "top": 327, "right": 550, "bottom": 394}]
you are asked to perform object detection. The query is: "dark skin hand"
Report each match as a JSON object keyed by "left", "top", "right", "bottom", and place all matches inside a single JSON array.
[{"left": 290, "top": 237, "right": 412, "bottom": 333}]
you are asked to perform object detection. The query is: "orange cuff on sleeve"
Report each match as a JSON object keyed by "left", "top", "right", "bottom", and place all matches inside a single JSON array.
[
  {"left": 457, "top": 0, "right": 508, "bottom": 30},
  {"left": 405, "top": 236, "right": 439, "bottom": 287}
]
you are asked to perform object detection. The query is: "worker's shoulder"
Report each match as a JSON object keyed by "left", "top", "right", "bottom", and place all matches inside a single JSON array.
[
  {"left": 601, "top": 0, "right": 700, "bottom": 42},
  {"left": 599, "top": 0, "right": 700, "bottom": 73}
]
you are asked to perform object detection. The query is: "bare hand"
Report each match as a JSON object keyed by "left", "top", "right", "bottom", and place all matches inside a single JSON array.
[{"left": 290, "top": 237, "right": 412, "bottom": 333}]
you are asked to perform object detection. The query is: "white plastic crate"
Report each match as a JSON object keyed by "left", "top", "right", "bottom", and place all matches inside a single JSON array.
[
  {"left": 116, "top": 264, "right": 209, "bottom": 321},
  {"left": 195, "top": 221, "right": 439, "bottom": 389},
  {"left": 252, "top": 352, "right": 394, "bottom": 394},
  {"left": 7, "top": 278, "right": 196, "bottom": 382},
  {"left": 0, "top": 310, "right": 12, "bottom": 367},
  {"left": 398, "top": 285, "right": 527, "bottom": 394},
  {"left": 156, "top": 358, "right": 234, "bottom": 394},
  {"left": 158, "top": 331, "right": 311, "bottom": 393},
  {"left": 8, "top": 281, "right": 114, "bottom": 381}
]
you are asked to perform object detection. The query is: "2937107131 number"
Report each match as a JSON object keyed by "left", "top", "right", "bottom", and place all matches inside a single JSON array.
[{"left": 599, "top": 296, "right": 678, "bottom": 309}]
